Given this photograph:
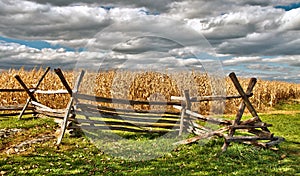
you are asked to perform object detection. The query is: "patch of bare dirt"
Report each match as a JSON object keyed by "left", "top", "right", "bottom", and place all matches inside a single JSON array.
[{"left": 5, "top": 135, "right": 55, "bottom": 155}]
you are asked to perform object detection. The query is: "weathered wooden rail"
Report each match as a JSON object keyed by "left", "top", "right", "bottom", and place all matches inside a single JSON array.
[
  {"left": 0, "top": 104, "right": 35, "bottom": 117},
  {"left": 2, "top": 67, "right": 285, "bottom": 151}
]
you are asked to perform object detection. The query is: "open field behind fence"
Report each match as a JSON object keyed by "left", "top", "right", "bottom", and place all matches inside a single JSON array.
[{"left": 0, "top": 68, "right": 300, "bottom": 114}]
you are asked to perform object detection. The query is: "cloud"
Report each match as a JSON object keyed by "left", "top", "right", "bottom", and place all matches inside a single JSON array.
[
  {"left": 25, "top": 0, "right": 178, "bottom": 12},
  {"left": 187, "top": 6, "right": 279, "bottom": 47},
  {"left": 0, "top": 40, "right": 214, "bottom": 72},
  {"left": 246, "top": 64, "right": 290, "bottom": 72},
  {"left": 221, "top": 55, "right": 300, "bottom": 83},
  {"left": 112, "top": 36, "right": 184, "bottom": 54},
  {"left": 0, "top": 0, "right": 111, "bottom": 43},
  {"left": 217, "top": 30, "right": 300, "bottom": 56},
  {"left": 183, "top": 3, "right": 300, "bottom": 56},
  {"left": 262, "top": 55, "right": 300, "bottom": 67},
  {"left": 0, "top": 41, "right": 78, "bottom": 69},
  {"left": 222, "top": 56, "right": 262, "bottom": 65},
  {"left": 222, "top": 64, "right": 299, "bottom": 83},
  {"left": 86, "top": 16, "right": 215, "bottom": 54},
  {"left": 1, "top": 0, "right": 299, "bottom": 56},
  {"left": 276, "top": 8, "right": 300, "bottom": 31},
  {"left": 0, "top": 0, "right": 299, "bottom": 83},
  {"left": 239, "top": 0, "right": 298, "bottom": 6},
  {"left": 0, "top": 1, "right": 178, "bottom": 48},
  {"left": 21, "top": 0, "right": 300, "bottom": 14},
  {"left": 167, "top": 0, "right": 296, "bottom": 19}
]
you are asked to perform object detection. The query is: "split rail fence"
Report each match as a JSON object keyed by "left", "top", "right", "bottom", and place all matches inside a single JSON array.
[{"left": 0, "top": 67, "right": 285, "bottom": 151}]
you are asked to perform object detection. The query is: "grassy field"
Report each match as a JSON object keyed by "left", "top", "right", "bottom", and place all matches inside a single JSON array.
[{"left": 0, "top": 100, "right": 299, "bottom": 175}]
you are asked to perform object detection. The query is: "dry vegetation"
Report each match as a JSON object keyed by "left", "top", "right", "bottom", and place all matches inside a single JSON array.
[{"left": 0, "top": 68, "right": 299, "bottom": 114}]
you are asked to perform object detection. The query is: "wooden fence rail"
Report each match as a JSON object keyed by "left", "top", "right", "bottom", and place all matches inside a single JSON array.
[
  {"left": 0, "top": 89, "right": 25, "bottom": 92},
  {"left": 75, "top": 93, "right": 182, "bottom": 106},
  {"left": 0, "top": 88, "right": 68, "bottom": 117},
  {"left": 0, "top": 104, "right": 35, "bottom": 117}
]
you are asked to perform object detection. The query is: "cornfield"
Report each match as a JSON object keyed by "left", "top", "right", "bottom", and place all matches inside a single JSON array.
[{"left": 0, "top": 68, "right": 299, "bottom": 114}]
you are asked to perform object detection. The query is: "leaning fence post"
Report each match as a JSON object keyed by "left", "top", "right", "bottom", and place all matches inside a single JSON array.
[
  {"left": 14, "top": 75, "right": 38, "bottom": 102},
  {"left": 54, "top": 68, "right": 73, "bottom": 95},
  {"left": 55, "top": 69, "right": 85, "bottom": 145},
  {"left": 18, "top": 98, "right": 31, "bottom": 120},
  {"left": 34, "top": 67, "right": 51, "bottom": 90},
  {"left": 179, "top": 104, "right": 186, "bottom": 136},
  {"left": 57, "top": 97, "right": 74, "bottom": 145},
  {"left": 179, "top": 90, "right": 191, "bottom": 136}
]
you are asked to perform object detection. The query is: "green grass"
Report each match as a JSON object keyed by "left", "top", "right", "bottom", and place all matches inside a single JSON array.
[
  {"left": 0, "top": 115, "right": 57, "bottom": 129},
  {"left": 0, "top": 102, "right": 299, "bottom": 176},
  {"left": 273, "top": 99, "right": 300, "bottom": 111}
]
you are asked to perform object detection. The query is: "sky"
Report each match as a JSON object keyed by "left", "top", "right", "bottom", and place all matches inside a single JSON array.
[{"left": 0, "top": 0, "right": 299, "bottom": 83}]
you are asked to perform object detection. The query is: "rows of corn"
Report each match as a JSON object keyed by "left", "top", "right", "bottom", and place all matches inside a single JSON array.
[{"left": 0, "top": 68, "right": 299, "bottom": 114}]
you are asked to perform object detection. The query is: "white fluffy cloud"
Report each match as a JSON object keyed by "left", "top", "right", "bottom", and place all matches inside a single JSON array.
[
  {"left": 222, "top": 56, "right": 262, "bottom": 65},
  {"left": 276, "top": 8, "right": 300, "bottom": 31},
  {"left": 0, "top": 0, "right": 111, "bottom": 46},
  {"left": 221, "top": 55, "right": 300, "bottom": 82},
  {"left": 185, "top": 5, "right": 300, "bottom": 56},
  {"left": 0, "top": 41, "right": 77, "bottom": 68},
  {"left": 263, "top": 55, "right": 300, "bottom": 67}
]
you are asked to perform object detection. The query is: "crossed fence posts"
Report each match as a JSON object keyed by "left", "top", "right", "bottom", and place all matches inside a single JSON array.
[
  {"left": 172, "top": 73, "right": 284, "bottom": 150},
  {"left": 14, "top": 67, "right": 51, "bottom": 119}
]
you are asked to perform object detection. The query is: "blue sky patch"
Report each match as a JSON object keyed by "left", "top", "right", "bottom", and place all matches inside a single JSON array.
[
  {"left": 275, "top": 2, "right": 300, "bottom": 11},
  {"left": 0, "top": 36, "right": 77, "bottom": 51}
]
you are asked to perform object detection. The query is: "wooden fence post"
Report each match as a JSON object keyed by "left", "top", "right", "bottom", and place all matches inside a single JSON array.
[
  {"left": 179, "top": 104, "right": 186, "bottom": 136},
  {"left": 18, "top": 98, "right": 31, "bottom": 120},
  {"left": 56, "top": 97, "right": 74, "bottom": 145},
  {"left": 179, "top": 90, "right": 191, "bottom": 136},
  {"left": 54, "top": 68, "right": 73, "bottom": 95},
  {"left": 14, "top": 75, "right": 38, "bottom": 102}
]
